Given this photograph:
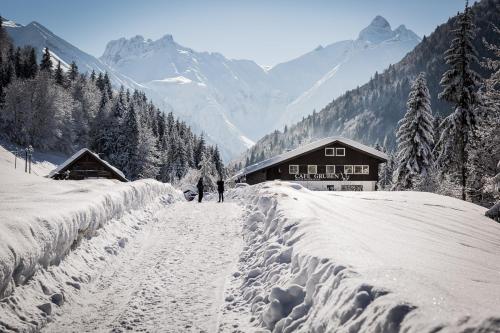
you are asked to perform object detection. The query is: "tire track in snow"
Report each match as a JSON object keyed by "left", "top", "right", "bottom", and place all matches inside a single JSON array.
[{"left": 43, "top": 201, "right": 243, "bottom": 333}]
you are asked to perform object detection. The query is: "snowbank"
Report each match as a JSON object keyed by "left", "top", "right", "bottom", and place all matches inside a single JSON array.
[
  {"left": 0, "top": 144, "right": 183, "bottom": 331},
  {"left": 223, "top": 181, "right": 500, "bottom": 332}
]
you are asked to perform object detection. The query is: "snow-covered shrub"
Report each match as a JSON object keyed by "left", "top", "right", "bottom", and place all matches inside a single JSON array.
[{"left": 177, "top": 168, "right": 201, "bottom": 191}]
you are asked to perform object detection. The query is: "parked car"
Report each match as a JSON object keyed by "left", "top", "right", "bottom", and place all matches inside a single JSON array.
[{"left": 182, "top": 185, "right": 198, "bottom": 202}]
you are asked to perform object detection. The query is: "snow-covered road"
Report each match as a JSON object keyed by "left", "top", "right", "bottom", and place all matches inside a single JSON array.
[{"left": 43, "top": 201, "right": 243, "bottom": 333}]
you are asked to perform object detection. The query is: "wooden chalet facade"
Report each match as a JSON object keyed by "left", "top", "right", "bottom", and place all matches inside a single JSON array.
[
  {"left": 49, "top": 148, "right": 128, "bottom": 182},
  {"left": 237, "top": 137, "right": 387, "bottom": 191}
]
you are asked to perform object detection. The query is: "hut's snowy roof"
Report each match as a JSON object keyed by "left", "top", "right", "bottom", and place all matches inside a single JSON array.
[
  {"left": 237, "top": 137, "right": 388, "bottom": 177},
  {"left": 49, "top": 148, "right": 127, "bottom": 181}
]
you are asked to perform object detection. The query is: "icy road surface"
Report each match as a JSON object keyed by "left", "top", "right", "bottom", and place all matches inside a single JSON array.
[{"left": 43, "top": 201, "right": 243, "bottom": 333}]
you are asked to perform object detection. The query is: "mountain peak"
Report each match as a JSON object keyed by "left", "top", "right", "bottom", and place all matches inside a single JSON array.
[
  {"left": 357, "top": 15, "right": 393, "bottom": 43},
  {"left": 159, "top": 34, "right": 174, "bottom": 43},
  {"left": 370, "top": 15, "right": 391, "bottom": 29},
  {"left": 357, "top": 16, "right": 418, "bottom": 43}
]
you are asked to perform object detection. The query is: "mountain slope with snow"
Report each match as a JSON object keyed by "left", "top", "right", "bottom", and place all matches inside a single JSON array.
[
  {"left": 5, "top": 20, "right": 140, "bottom": 89},
  {"left": 100, "top": 34, "right": 286, "bottom": 157},
  {"left": 241, "top": 0, "right": 497, "bottom": 166},
  {"left": 6, "top": 16, "right": 418, "bottom": 160},
  {"left": 271, "top": 16, "right": 420, "bottom": 125},
  {"left": 100, "top": 16, "right": 418, "bottom": 159}
]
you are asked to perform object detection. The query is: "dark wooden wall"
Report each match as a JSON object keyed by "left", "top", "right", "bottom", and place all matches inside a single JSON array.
[
  {"left": 53, "top": 152, "right": 124, "bottom": 181},
  {"left": 246, "top": 142, "right": 383, "bottom": 185}
]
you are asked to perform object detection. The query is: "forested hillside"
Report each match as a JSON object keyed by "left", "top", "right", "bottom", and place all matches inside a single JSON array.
[
  {"left": 241, "top": 0, "right": 498, "bottom": 167},
  {"left": 0, "top": 18, "right": 224, "bottom": 184}
]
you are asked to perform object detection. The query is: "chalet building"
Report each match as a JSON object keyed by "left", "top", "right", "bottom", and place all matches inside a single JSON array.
[
  {"left": 49, "top": 148, "right": 128, "bottom": 182},
  {"left": 236, "top": 137, "right": 387, "bottom": 191}
]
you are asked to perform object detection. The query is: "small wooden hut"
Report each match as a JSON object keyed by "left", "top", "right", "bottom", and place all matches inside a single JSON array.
[{"left": 49, "top": 148, "right": 128, "bottom": 182}]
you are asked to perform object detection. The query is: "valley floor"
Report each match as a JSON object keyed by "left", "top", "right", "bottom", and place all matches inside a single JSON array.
[
  {"left": 1, "top": 140, "right": 499, "bottom": 333},
  {"left": 42, "top": 201, "right": 243, "bottom": 333}
]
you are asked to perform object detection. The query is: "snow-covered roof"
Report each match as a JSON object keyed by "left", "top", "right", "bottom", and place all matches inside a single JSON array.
[
  {"left": 49, "top": 148, "right": 127, "bottom": 181},
  {"left": 237, "top": 137, "right": 388, "bottom": 177}
]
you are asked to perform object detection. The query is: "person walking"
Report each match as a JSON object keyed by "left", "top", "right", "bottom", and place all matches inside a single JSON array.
[
  {"left": 197, "top": 178, "right": 204, "bottom": 203},
  {"left": 216, "top": 179, "right": 224, "bottom": 203}
]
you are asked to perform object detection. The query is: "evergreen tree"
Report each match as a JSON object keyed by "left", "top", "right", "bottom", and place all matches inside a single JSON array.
[
  {"left": 13, "top": 47, "right": 21, "bottom": 77},
  {"left": 212, "top": 145, "right": 224, "bottom": 178},
  {"left": 95, "top": 72, "right": 104, "bottom": 92},
  {"left": 40, "top": 48, "right": 52, "bottom": 73},
  {"left": 467, "top": 24, "right": 500, "bottom": 205},
  {"left": 198, "top": 150, "right": 217, "bottom": 190},
  {"left": 194, "top": 134, "right": 206, "bottom": 168},
  {"left": 436, "top": 1, "right": 481, "bottom": 200},
  {"left": 68, "top": 61, "right": 79, "bottom": 81},
  {"left": 393, "top": 73, "right": 434, "bottom": 190},
  {"left": 378, "top": 149, "right": 395, "bottom": 190},
  {"left": 103, "top": 72, "right": 113, "bottom": 98},
  {"left": 122, "top": 104, "right": 140, "bottom": 179},
  {"left": 136, "top": 121, "right": 159, "bottom": 179},
  {"left": 26, "top": 47, "right": 38, "bottom": 78},
  {"left": 71, "top": 76, "right": 101, "bottom": 149},
  {"left": 54, "top": 61, "right": 65, "bottom": 86},
  {"left": 172, "top": 134, "right": 188, "bottom": 180},
  {"left": 0, "top": 56, "right": 4, "bottom": 107}
]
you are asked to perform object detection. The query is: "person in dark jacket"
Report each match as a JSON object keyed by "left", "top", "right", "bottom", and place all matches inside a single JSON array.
[
  {"left": 197, "top": 178, "right": 204, "bottom": 203},
  {"left": 216, "top": 179, "right": 224, "bottom": 203}
]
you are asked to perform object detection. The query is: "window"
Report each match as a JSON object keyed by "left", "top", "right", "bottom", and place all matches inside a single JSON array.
[
  {"left": 344, "top": 165, "right": 353, "bottom": 174},
  {"left": 325, "top": 148, "right": 335, "bottom": 156},
  {"left": 350, "top": 165, "right": 370, "bottom": 174},
  {"left": 336, "top": 148, "right": 345, "bottom": 156},
  {"left": 325, "top": 165, "right": 335, "bottom": 174},
  {"left": 308, "top": 165, "right": 317, "bottom": 174},
  {"left": 354, "top": 165, "right": 363, "bottom": 174},
  {"left": 289, "top": 165, "right": 299, "bottom": 174},
  {"left": 341, "top": 185, "right": 363, "bottom": 191}
]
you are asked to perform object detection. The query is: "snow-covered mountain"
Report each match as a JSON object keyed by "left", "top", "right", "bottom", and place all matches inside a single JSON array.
[
  {"left": 6, "top": 16, "right": 418, "bottom": 160},
  {"left": 100, "top": 16, "right": 418, "bottom": 159},
  {"left": 270, "top": 16, "right": 420, "bottom": 125},
  {"left": 4, "top": 20, "right": 139, "bottom": 90},
  {"left": 100, "top": 35, "right": 288, "bottom": 158}
]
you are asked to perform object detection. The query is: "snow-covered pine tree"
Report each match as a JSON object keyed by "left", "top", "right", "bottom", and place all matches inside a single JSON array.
[
  {"left": 467, "top": 24, "right": 500, "bottom": 205},
  {"left": 25, "top": 47, "right": 38, "bottom": 79},
  {"left": 68, "top": 61, "right": 79, "bottom": 82},
  {"left": 39, "top": 48, "right": 52, "bottom": 73},
  {"left": 393, "top": 73, "right": 434, "bottom": 190},
  {"left": 198, "top": 150, "right": 217, "bottom": 191},
  {"left": 436, "top": 1, "right": 481, "bottom": 200},
  {"left": 122, "top": 104, "right": 140, "bottom": 179},
  {"left": 103, "top": 73, "right": 113, "bottom": 99},
  {"left": 136, "top": 118, "right": 159, "bottom": 179},
  {"left": 172, "top": 136, "right": 188, "bottom": 181},
  {"left": 212, "top": 145, "right": 224, "bottom": 178},
  {"left": 71, "top": 75, "right": 101, "bottom": 148},
  {"left": 54, "top": 61, "right": 65, "bottom": 86},
  {"left": 485, "top": 163, "right": 500, "bottom": 221},
  {"left": 89, "top": 90, "right": 114, "bottom": 157},
  {"left": 378, "top": 148, "right": 395, "bottom": 190},
  {"left": 194, "top": 134, "right": 206, "bottom": 169}
]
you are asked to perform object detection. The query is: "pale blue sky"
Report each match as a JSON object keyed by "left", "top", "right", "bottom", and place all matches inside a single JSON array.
[{"left": 1, "top": 0, "right": 467, "bottom": 66}]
